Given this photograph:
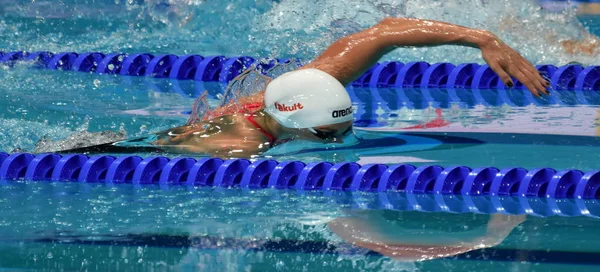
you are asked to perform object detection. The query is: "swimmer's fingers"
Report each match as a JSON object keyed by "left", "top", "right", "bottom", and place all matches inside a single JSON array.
[
  {"left": 500, "top": 59, "right": 544, "bottom": 97},
  {"left": 518, "top": 58, "right": 550, "bottom": 95},
  {"left": 505, "top": 62, "right": 543, "bottom": 97},
  {"left": 486, "top": 60, "right": 515, "bottom": 89},
  {"left": 510, "top": 58, "right": 548, "bottom": 97},
  {"left": 519, "top": 64, "right": 549, "bottom": 96},
  {"left": 514, "top": 69, "right": 541, "bottom": 97}
]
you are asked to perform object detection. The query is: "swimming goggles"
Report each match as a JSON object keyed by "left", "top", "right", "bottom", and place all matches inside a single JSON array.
[{"left": 308, "top": 126, "right": 353, "bottom": 141}]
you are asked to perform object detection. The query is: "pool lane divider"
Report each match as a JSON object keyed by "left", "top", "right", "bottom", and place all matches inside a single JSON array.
[
  {"left": 1, "top": 152, "right": 599, "bottom": 203},
  {"left": 1, "top": 51, "right": 599, "bottom": 91}
]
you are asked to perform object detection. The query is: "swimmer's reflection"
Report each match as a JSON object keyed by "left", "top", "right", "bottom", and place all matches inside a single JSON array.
[{"left": 327, "top": 210, "right": 526, "bottom": 261}]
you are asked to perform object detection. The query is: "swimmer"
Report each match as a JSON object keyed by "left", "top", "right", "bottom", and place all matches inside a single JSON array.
[
  {"left": 529, "top": 0, "right": 600, "bottom": 56},
  {"left": 59, "top": 17, "right": 550, "bottom": 158},
  {"left": 553, "top": 1, "right": 600, "bottom": 57}
]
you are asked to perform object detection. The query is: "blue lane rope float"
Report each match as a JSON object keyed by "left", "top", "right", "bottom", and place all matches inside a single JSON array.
[
  {"left": 1, "top": 50, "right": 599, "bottom": 91},
  {"left": 2, "top": 152, "right": 600, "bottom": 202},
  {"left": 4, "top": 152, "right": 600, "bottom": 218}
]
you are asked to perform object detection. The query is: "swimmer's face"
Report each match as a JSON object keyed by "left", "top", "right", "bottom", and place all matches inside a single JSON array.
[{"left": 301, "top": 120, "right": 354, "bottom": 143}]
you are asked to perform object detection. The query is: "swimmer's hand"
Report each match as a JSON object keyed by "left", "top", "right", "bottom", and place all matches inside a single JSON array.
[{"left": 479, "top": 34, "right": 550, "bottom": 97}]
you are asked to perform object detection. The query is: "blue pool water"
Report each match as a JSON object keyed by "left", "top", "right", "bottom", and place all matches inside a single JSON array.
[{"left": 1, "top": 0, "right": 600, "bottom": 271}]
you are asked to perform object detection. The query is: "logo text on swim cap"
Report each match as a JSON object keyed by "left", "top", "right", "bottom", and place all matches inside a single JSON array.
[
  {"left": 332, "top": 106, "right": 353, "bottom": 118},
  {"left": 274, "top": 102, "right": 304, "bottom": 112}
]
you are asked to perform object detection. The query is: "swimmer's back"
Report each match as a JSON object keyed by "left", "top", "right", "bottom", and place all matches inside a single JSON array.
[{"left": 155, "top": 113, "right": 273, "bottom": 156}]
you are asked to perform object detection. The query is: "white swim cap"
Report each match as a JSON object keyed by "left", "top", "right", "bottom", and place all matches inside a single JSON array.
[{"left": 264, "top": 68, "right": 353, "bottom": 128}]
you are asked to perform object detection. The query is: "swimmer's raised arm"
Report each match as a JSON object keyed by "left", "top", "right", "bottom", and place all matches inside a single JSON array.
[{"left": 303, "top": 17, "right": 550, "bottom": 97}]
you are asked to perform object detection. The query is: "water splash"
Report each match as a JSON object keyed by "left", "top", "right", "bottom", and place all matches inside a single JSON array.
[
  {"left": 0, "top": 0, "right": 596, "bottom": 64},
  {"left": 254, "top": 0, "right": 598, "bottom": 65},
  {"left": 31, "top": 126, "right": 128, "bottom": 153}
]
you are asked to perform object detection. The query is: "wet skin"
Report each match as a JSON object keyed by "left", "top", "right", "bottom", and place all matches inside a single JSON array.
[{"left": 155, "top": 17, "right": 550, "bottom": 158}]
